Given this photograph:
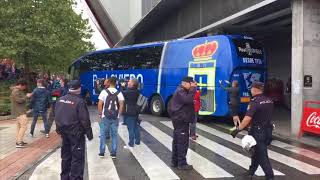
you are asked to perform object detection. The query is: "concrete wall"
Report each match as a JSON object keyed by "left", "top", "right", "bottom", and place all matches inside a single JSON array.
[
  {"left": 292, "top": 0, "right": 320, "bottom": 135},
  {"left": 303, "top": 0, "right": 320, "bottom": 101},
  {"left": 100, "top": 0, "right": 143, "bottom": 36},
  {"left": 129, "top": 0, "right": 143, "bottom": 28},
  {"left": 142, "top": 0, "right": 161, "bottom": 16},
  {"left": 135, "top": 0, "right": 265, "bottom": 43}
]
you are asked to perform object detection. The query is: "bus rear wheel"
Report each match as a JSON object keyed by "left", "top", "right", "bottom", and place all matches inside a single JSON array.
[{"left": 150, "top": 96, "right": 164, "bottom": 116}]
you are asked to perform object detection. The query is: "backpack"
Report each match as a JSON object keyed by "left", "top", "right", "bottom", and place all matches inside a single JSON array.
[
  {"left": 104, "top": 89, "right": 120, "bottom": 119},
  {"left": 136, "top": 94, "right": 148, "bottom": 113}
]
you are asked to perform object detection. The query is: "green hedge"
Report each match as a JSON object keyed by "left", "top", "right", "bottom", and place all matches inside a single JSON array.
[{"left": 0, "top": 80, "right": 15, "bottom": 116}]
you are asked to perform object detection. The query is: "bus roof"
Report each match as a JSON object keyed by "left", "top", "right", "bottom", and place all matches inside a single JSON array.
[
  {"left": 70, "top": 35, "right": 254, "bottom": 66},
  {"left": 70, "top": 41, "right": 165, "bottom": 66}
]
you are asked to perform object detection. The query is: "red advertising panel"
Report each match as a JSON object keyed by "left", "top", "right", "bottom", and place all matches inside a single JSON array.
[{"left": 299, "top": 101, "right": 320, "bottom": 137}]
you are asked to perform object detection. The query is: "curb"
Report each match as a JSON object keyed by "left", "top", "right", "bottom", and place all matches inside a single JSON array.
[
  {"left": 0, "top": 115, "right": 13, "bottom": 121},
  {"left": 12, "top": 144, "right": 61, "bottom": 180}
]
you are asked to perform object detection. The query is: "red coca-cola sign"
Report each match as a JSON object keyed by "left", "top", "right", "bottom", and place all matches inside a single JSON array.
[
  {"left": 299, "top": 101, "right": 320, "bottom": 137},
  {"left": 306, "top": 112, "right": 320, "bottom": 129}
]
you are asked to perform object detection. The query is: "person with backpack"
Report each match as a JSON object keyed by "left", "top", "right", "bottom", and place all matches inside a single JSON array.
[
  {"left": 97, "top": 77, "right": 124, "bottom": 158},
  {"left": 122, "top": 78, "right": 141, "bottom": 148},
  {"left": 168, "top": 76, "right": 196, "bottom": 170}
]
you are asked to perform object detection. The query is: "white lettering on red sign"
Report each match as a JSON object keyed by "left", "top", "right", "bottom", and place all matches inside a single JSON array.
[{"left": 306, "top": 112, "right": 320, "bottom": 128}]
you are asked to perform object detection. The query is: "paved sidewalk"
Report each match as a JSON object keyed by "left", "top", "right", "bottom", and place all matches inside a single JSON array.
[{"left": 0, "top": 119, "right": 61, "bottom": 180}]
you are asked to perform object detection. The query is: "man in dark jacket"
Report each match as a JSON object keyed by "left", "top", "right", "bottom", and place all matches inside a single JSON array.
[
  {"left": 123, "top": 78, "right": 141, "bottom": 147},
  {"left": 55, "top": 80, "right": 93, "bottom": 180},
  {"left": 168, "top": 76, "right": 196, "bottom": 170},
  {"left": 29, "top": 79, "right": 51, "bottom": 138},
  {"left": 231, "top": 82, "right": 274, "bottom": 180},
  {"left": 219, "top": 80, "right": 240, "bottom": 126},
  {"left": 45, "top": 78, "right": 69, "bottom": 134}
]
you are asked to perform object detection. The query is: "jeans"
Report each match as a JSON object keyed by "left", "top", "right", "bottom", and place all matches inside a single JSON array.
[
  {"left": 99, "top": 117, "right": 119, "bottom": 155},
  {"left": 47, "top": 104, "right": 55, "bottom": 132},
  {"left": 125, "top": 116, "right": 140, "bottom": 147},
  {"left": 30, "top": 110, "right": 49, "bottom": 135}
]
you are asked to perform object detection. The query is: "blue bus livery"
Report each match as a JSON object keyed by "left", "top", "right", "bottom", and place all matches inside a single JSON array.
[{"left": 69, "top": 35, "right": 266, "bottom": 117}]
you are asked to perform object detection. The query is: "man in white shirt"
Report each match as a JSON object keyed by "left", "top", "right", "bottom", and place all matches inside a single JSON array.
[{"left": 97, "top": 77, "right": 124, "bottom": 159}]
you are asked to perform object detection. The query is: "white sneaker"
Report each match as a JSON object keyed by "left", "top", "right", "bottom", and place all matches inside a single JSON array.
[
  {"left": 45, "top": 134, "right": 49, "bottom": 138},
  {"left": 28, "top": 133, "right": 34, "bottom": 138},
  {"left": 123, "top": 145, "right": 133, "bottom": 151}
]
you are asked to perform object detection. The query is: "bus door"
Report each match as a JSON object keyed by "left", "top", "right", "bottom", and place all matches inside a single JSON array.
[{"left": 188, "top": 60, "right": 216, "bottom": 115}]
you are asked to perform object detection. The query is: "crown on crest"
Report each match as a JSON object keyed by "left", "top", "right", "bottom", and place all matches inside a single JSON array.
[{"left": 192, "top": 41, "right": 218, "bottom": 60}]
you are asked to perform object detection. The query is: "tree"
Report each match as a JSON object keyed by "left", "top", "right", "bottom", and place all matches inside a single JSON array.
[{"left": 0, "top": 0, "right": 95, "bottom": 74}]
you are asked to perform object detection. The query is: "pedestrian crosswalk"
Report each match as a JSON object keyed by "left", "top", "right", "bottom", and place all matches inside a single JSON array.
[
  {"left": 160, "top": 121, "right": 284, "bottom": 176},
  {"left": 87, "top": 123, "right": 120, "bottom": 180},
  {"left": 195, "top": 123, "right": 320, "bottom": 175},
  {"left": 28, "top": 118, "right": 320, "bottom": 180},
  {"left": 118, "top": 123, "right": 179, "bottom": 180}
]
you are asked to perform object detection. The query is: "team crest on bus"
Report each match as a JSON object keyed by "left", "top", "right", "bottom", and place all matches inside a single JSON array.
[
  {"left": 192, "top": 41, "right": 218, "bottom": 61},
  {"left": 188, "top": 40, "right": 218, "bottom": 115}
]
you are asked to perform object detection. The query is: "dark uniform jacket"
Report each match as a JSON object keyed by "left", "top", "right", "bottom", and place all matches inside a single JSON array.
[
  {"left": 123, "top": 88, "right": 140, "bottom": 117},
  {"left": 246, "top": 94, "right": 274, "bottom": 144},
  {"left": 221, "top": 85, "right": 239, "bottom": 107},
  {"left": 169, "top": 86, "right": 196, "bottom": 123},
  {"left": 220, "top": 84, "right": 239, "bottom": 115},
  {"left": 55, "top": 93, "right": 93, "bottom": 139}
]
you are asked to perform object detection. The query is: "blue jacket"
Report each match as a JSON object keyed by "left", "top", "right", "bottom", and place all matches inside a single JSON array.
[{"left": 30, "top": 87, "right": 51, "bottom": 112}]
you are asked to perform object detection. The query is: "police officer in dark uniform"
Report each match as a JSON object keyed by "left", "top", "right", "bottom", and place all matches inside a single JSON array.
[
  {"left": 55, "top": 80, "right": 93, "bottom": 180},
  {"left": 168, "top": 76, "right": 196, "bottom": 170},
  {"left": 231, "top": 81, "right": 274, "bottom": 180}
]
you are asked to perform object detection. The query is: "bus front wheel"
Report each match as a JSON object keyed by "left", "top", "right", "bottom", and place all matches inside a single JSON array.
[{"left": 150, "top": 96, "right": 164, "bottom": 116}]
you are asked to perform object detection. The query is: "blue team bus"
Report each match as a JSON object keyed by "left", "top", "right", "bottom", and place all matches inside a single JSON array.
[{"left": 68, "top": 35, "right": 266, "bottom": 117}]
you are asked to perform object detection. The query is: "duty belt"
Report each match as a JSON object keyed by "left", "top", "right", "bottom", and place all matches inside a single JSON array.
[{"left": 250, "top": 123, "right": 275, "bottom": 130}]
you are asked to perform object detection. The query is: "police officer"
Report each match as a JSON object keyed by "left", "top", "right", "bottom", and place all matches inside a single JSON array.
[
  {"left": 231, "top": 81, "right": 274, "bottom": 180},
  {"left": 168, "top": 76, "right": 196, "bottom": 170},
  {"left": 55, "top": 80, "right": 93, "bottom": 180}
]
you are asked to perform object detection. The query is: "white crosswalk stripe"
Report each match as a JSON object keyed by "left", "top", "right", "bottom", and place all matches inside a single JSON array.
[
  {"left": 161, "top": 121, "right": 284, "bottom": 176},
  {"left": 197, "top": 123, "right": 320, "bottom": 175},
  {"left": 239, "top": 131, "right": 320, "bottom": 162},
  {"left": 140, "top": 122, "right": 234, "bottom": 178},
  {"left": 271, "top": 140, "right": 320, "bottom": 162},
  {"left": 28, "top": 120, "right": 320, "bottom": 180},
  {"left": 87, "top": 122, "right": 120, "bottom": 180},
  {"left": 118, "top": 123, "right": 180, "bottom": 180}
]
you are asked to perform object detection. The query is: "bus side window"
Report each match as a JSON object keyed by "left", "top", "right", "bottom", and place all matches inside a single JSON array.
[
  {"left": 128, "top": 46, "right": 163, "bottom": 69},
  {"left": 71, "top": 62, "right": 80, "bottom": 80}
]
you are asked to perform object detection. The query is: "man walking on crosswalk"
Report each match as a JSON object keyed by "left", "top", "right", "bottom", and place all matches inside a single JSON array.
[
  {"left": 231, "top": 81, "right": 274, "bottom": 180},
  {"left": 168, "top": 76, "right": 196, "bottom": 170}
]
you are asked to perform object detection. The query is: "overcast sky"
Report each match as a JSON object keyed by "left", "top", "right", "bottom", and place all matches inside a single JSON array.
[{"left": 75, "top": 0, "right": 109, "bottom": 50}]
